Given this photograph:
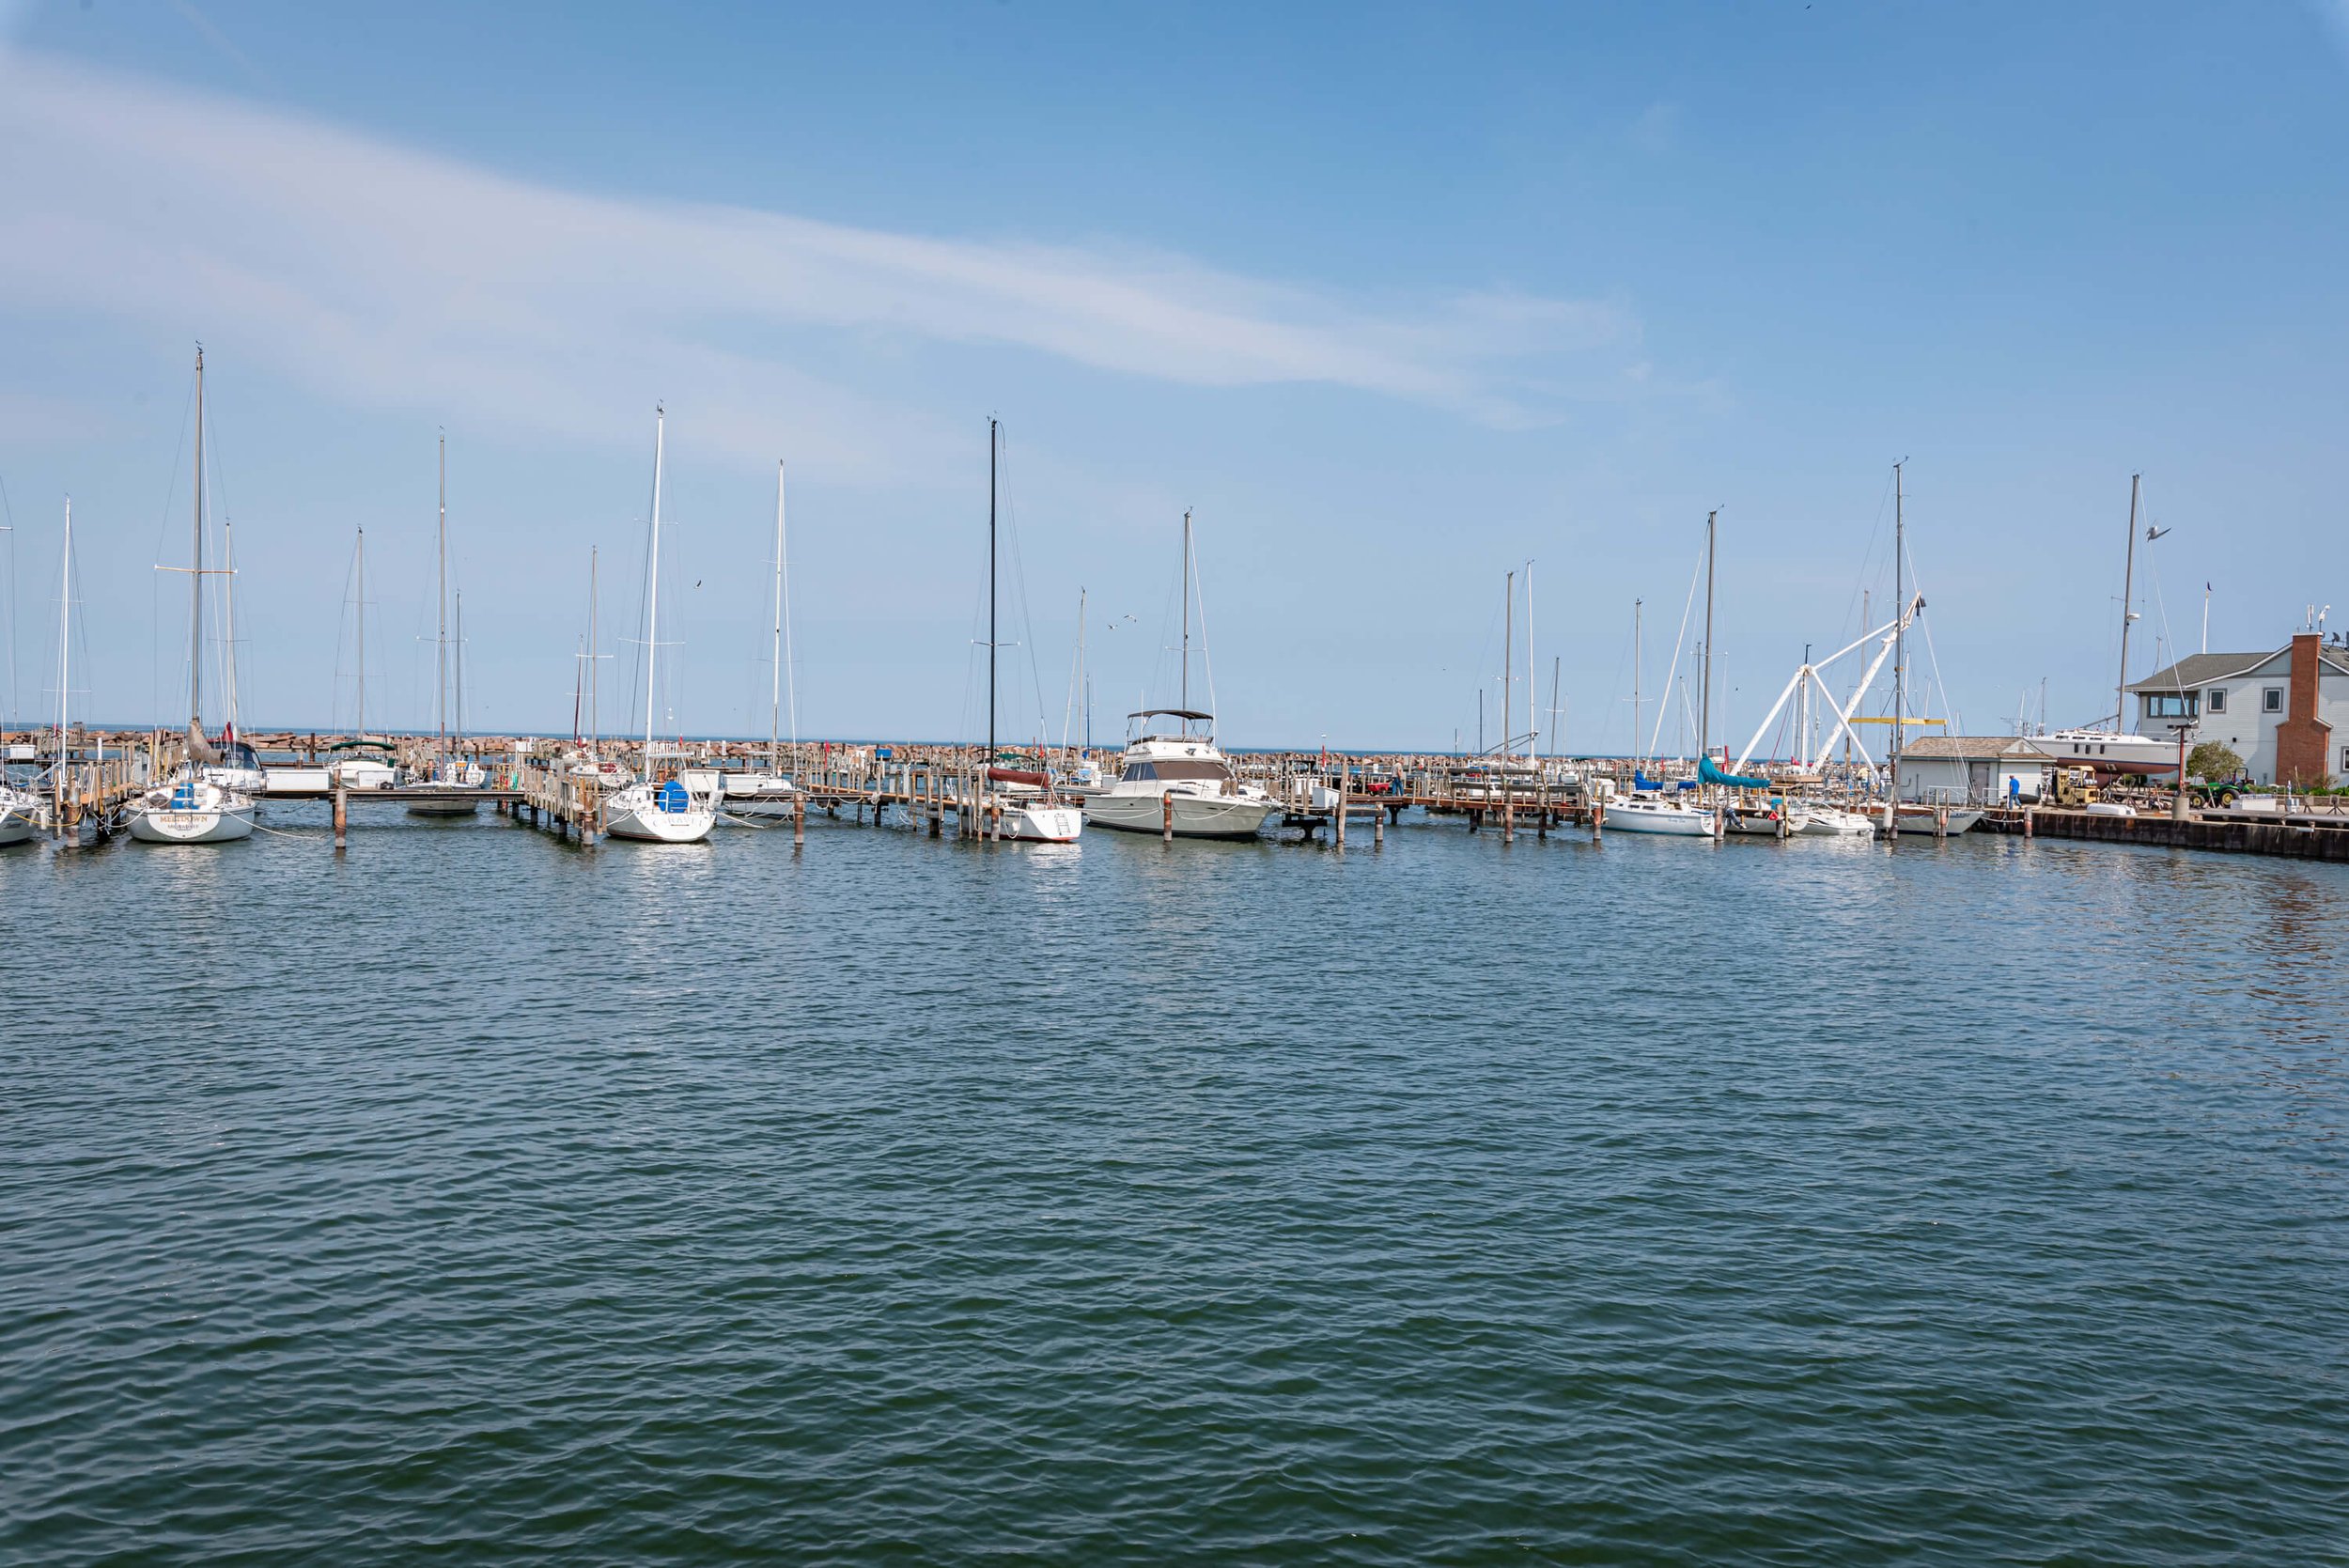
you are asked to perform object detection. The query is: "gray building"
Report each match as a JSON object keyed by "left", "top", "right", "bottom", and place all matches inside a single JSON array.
[
  {"left": 1894, "top": 736, "right": 2054, "bottom": 804},
  {"left": 2129, "top": 632, "right": 2349, "bottom": 785}
]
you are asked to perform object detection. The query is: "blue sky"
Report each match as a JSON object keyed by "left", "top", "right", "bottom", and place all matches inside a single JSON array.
[{"left": 1, "top": 1, "right": 2344, "bottom": 752}]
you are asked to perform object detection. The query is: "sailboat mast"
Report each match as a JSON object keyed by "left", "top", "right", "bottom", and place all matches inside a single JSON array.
[
  {"left": 355, "top": 528, "right": 366, "bottom": 737},
  {"left": 1548, "top": 656, "right": 1561, "bottom": 761},
  {"left": 56, "top": 498, "right": 70, "bottom": 769},
  {"left": 1892, "top": 462, "right": 1906, "bottom": 808},
  {"left": 436, "top": 432, "right": 447, "bottom": 754},
  {"left": 645, "top": 405, "right": 664, "bottom": 753},
  {"left": 988, "top": 418, "right": 997, "bottom": 768},
  {"left": 588, "top": 546, "right": 599, "bottom": 760},
  {"left": 1180, "top": 509, "right": 1191, "bottom": 721},
  {"left": 770, "top": 459, "right": 786, "bottom": 771},
  {"left": 1504, "top": 569, "right": 1514, "bottom": 761},
  {"left": 191, "top": 346, "right": 204, "bottom": 732},
  {"left": 1700, "top": 509, "right": 1717, "bottom": 765},
  {"left": 2115, "top": 472, "right": 2140, "bottom": 730},
  {"left": 455, "top": 590, "right": 464, "bottom": 745}
]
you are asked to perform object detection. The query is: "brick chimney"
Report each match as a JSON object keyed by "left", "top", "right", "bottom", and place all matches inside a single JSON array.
[{"left": 2275, "top": 631, "right": 2334, "bottom": 786}]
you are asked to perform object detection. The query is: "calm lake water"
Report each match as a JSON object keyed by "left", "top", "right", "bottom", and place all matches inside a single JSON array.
[{"left": 3, "top": 808, "right": 2344, "bottom": 1564}]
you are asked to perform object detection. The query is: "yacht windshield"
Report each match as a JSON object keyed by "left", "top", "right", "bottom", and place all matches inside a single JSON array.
[{"left": 1123, "top": 759, "right": 1231, "bottom": 783}]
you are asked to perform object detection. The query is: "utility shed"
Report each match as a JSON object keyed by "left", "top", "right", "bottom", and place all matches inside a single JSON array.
[{"left": 1894, "top": 736, "right": 2054, "bottom": 804}]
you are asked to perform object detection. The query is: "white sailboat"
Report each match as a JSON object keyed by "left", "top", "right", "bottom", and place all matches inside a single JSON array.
[
  {"left": 128, "top": 347, "right": 256, "bottom": 845},
  {"left": 604, "top": 405, "right": 717, "bottom": 844},
  {"left": 1082, "top": 510, "right": 1275, "bottom": 841},
  {"left": 0, "top": 499, "right": 58, "bottom": 847},
  {"left": 1604, "top": 791, "right": 1717, "bottom": 836},
  {"left": 408, "top": 434, "right": 483, "bottom": 815},
  {"left": 969, "top": 420, "right": 1079, "bottom": 843},
  {"left": 722, "top": 459, "right": 801, "bottom": 820}
]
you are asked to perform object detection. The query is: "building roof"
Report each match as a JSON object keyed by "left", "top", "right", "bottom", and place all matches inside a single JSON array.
[
  {"left": 1895, "top": 736, "right": 2051, "bottom": 761},
  {"left": 2130, "top": 644, "right": 2349, "bottom": 692}
]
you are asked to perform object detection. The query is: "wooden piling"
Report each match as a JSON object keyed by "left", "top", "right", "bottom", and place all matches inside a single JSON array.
[
  {"left": 1335, "top": 761, "right": 1347, "bottom": 848},
  {"left": 333, "top": 782, "right": 348, "bottom": 851},
  {"left": 794, "top": 789, "right": 806, "bottom": 848},
  {"left": 1162, "top": 792, "right": 1174, "bottom": 843}
]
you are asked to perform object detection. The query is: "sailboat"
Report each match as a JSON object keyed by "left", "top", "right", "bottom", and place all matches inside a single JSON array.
[
  {"left": 408, "top": 434, "right": 483, "bottom": 815},
  {"left": 1608, "top": 512, "right": 1719, "bottom": 838},
  {"left": 127, "top": 347, "right": 256, "bottom": 845},
  {"left": 603, "top": 405, "right": 718, "bottom": 844},
  {"left": 722, "top": 459, "right": 801, "bottom": 820},
  {"left": 1081, "top": 509, "right": 1276, "bottom": 840},
  {"left": 970, "top": 419, "right": 1080, "bottom": 843},
  {"left": 0, "top": 499, "right": 63, "bottom": 846}
]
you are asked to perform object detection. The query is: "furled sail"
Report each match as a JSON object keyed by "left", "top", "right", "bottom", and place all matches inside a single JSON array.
[
  {"left": 1698, "top": 753, "right": 1771, "bottom": 790},
  {"left": 185, "top": 720, "right": 225, "bottom": 765}
]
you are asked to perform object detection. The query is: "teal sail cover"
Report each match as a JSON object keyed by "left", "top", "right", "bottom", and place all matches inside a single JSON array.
[{"left": 1699, "top": 754, "right": 1773, "bottom": 790}]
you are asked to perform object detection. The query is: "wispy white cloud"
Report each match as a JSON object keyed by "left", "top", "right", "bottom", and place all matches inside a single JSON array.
[{"left": 0, "top": 50, "right": 1640, "bottom": 476}]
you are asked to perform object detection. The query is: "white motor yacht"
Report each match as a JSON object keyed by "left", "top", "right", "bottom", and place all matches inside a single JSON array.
[{"left": 1083, "top": 721, "right": 1278, "bottom": 840}]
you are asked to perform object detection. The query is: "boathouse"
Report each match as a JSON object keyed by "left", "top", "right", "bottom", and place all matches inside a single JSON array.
[
  {"left": 2129, "top": 631, "right": 2349, "bottom": 786},
  {"left": 1895, "top": 737, "right": 2055, "bottom": 804}
]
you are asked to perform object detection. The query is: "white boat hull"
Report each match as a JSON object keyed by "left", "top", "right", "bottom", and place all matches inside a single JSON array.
[
  {"left": 979, "top": 800, "right": 1082, "bottom": 842},
  {"left": 604, "top": 781, "right": 717, "bottom": 843},
  {"left": 127, "top": 802, "right": 256, "bottom": 843},
  {"left": 1894, "top": 808, "right": 1984, "bottom": 835},
  {"left": 1795, "top": 806, "right": 1875, "bottom": 836},
  {"left": 719, "top": 778, "right": 800, "bottom": 820},
  {"left": 1083, "top": 789, "right": 1277, "bottom": 840},
  {"left": 1603, "top": 800, "right": 1717, "bottom": 836},
  {"left": 0, "top": 804, "right": 37, "bottom": 846}
]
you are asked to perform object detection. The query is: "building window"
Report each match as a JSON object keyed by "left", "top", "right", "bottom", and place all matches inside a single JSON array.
[
  {"left": 2206, "top": 688, "right": 2226, "bottom": 713},
  {"left": 2264, "top": 687, "right": 2285, "bottom": 713},
  {"left": 2145, "top": 693, "right": 2198, "bottom": 719}
]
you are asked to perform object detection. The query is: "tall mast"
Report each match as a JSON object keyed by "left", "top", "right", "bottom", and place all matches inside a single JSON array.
[
  {"left": 1079, "top": 586, "right": 1089, "bottom": 752},
  {"left": 988, "top": 418, "right": 997, "bottom": 768},
  {"left": 770, "top": 458, "right": 786, "bottom": 771},
  {"left": 1504, "top": 568, "right": 1514, "bottom": 761},
  {"left": 436, "top": 432, "right": 448, "bottom": 754},
  {"left": 588, "top": 546, "right": 599, "bottom": 760},
  {"left": 645, "top": 406, "right": 664, "bottom": 753},
  {"left": 1525, "top": 564, "right": 1535, "bottom": 756},
  {"left": 1180, "top": 508, "right": 1191, "bottom": 721},
  {"left": 355, "top": 528, "right": 366, "bottom": 737},
  {"left": 1700, "top": 509, "right": 1719, "bottom": 767},
  {"left": 1548, "top": 656, "right": 1561, "bottom": 761},
  {"left": 191, "top": 346, "right": 204, "bottom": 732},
  {"left": 454, "top": 590, "right": 465, "bottom": 745},
  {"left": 56, "top": 498, "right": 70, "bottom": 770},
  {"left": 2115, "top": 472, "right": 2140, "bottom": 731},
  {"left": 1892, "top": 462, "right": 1906, "bottom": 811}
]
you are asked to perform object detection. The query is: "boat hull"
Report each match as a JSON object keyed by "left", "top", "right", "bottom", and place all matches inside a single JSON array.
[
  {"left": 1083, "top": 789, "right": 1276, "bottom": 840},
  {"left": 0, "top": 806, "right": 36, "bottom": 846},
  {"left": 1794, "top": 807, "right": 1875, "bottom": 836},
  {"left": 604, "top": 782, "right": 717, "bottom": 843},
  {"left": 127, "top": 803, "right": 256, "bottom": 844},
  {"left": 990, "top": 801, "right": 1082, "bottom": 842},
  {"left": 1893, "top": 808, "right": 1985, "bottom": 835},
  {"left": 1603, "top": 800, "right": 1716, "bottom": 836},
  {"left": 404, "top": 787, "right": 483, "bottom": 817}
]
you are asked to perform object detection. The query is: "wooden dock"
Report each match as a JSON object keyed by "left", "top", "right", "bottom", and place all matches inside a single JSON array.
[{"left": 1982, "top": 805, "right": 2349, "bottom": 862}]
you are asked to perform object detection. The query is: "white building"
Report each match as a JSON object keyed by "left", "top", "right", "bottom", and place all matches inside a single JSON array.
[
  {"left": 1894, "top": 736, "right": 2054, "bottom": 804},
  {"left": 2128, "top": 631, "right": 2349, "bottom": 786}
]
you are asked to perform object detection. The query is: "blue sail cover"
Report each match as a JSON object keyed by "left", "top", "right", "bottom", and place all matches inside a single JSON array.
[
  {"left": 1634, "top": 769, "right": 1664, "bottom": 791},
  {"left": 1699, "top": 754, "right": 1772, "bottom": 790},
  {"left": 657, "top": 779, "right": 690, "bottom": 813}
]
